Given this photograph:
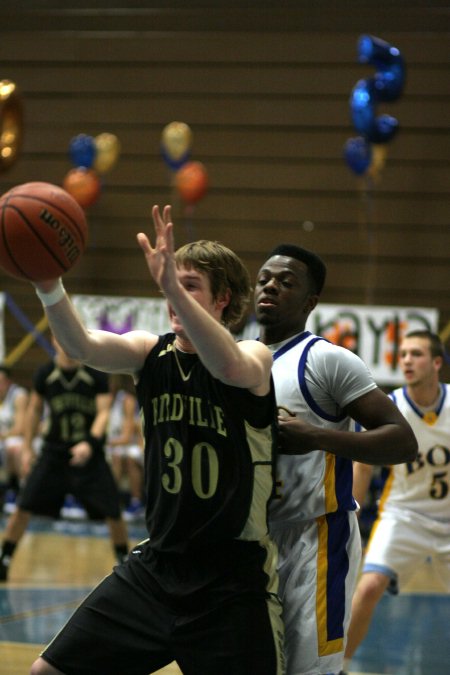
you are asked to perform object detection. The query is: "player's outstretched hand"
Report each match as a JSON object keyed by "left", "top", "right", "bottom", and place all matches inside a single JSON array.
[{"left": 137, "top": 205, "right": 179, "bottom": 294}]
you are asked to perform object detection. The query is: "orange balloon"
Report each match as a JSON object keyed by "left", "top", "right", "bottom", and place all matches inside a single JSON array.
[
  {"left": 63, "top": 167, "right": 101, "bottom": 208},
  {"left": 175, "top": 161, "right": 208, "bottom": 205}
]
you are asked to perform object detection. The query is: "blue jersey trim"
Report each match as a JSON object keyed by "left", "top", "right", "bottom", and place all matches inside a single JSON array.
[
  {"left": 402, "top": 383, "right": 446, "bottom": 420},
  {"left": 272, "top": 331, "right": 311, "bottom": 362},
  {"left": 298, "top": 337, "right": 347, "bottom": 423}
]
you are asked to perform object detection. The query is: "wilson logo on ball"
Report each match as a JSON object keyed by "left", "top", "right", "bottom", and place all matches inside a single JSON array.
[{"left": 39, "top": 208, "right": 82, "bottom": 264}]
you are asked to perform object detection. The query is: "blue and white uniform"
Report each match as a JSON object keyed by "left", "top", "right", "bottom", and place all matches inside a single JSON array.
[
  {"left": 363, "top": 383, "right": 450, "bottom": 594},
  {"left": 268, "top": 331, "right": 377, "bottom": 675}
]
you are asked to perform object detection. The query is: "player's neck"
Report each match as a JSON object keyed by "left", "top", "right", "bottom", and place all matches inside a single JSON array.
[
  {"left": 259, "top": 324, "right": 306, "bottom": 346},
  {"left": 174, "top": 335, "right": 196, "bottom": 354},
  {"left": 406, "top": 379, "right": 441, "bottom": 408},
  {"left": 55, "top": 355, "right": 81, "bottom": 370}
]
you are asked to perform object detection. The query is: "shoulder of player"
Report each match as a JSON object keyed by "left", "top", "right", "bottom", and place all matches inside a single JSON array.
[{"left": 237, "top": 338, "right": 273, "bottom": 364}]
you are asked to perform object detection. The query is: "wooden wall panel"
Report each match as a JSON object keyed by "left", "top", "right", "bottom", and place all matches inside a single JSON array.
[{"left": 0, "top": 1, "right": 449, "bottom": 386}]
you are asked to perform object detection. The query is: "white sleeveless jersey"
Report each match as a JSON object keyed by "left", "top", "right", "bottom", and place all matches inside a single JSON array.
[
  {"left": 268, "top": 331, "right": 377, "bottom": 524},
  {"left": 0, "top": 383, "right": 27, "bottom": 436},
  {"left": 380, "top": 384, "right": 450, "bottom": 521}
]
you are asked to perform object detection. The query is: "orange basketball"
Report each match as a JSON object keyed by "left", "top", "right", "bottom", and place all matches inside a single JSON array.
[{"left": 0, "top": 181, "right": 88, "bottom": 281}]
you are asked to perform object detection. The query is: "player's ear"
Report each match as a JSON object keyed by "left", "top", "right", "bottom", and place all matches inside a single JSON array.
[
  {"left": 215, "top": 288, "right": 231, "bottom": 311},
  {"left": 303, "top": 294, "right": 319, "bottom": 315},
  {"left": 433, "top": 355, "right": 443, "bottom": 374}
]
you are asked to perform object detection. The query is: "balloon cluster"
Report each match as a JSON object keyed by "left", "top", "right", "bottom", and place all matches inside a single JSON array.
[
  {"left": 63, "top": 132, "right": 121, "bottom": 208},
  {"left": 344, "top": 35, "right": 406, "bottom": 177},
  {"left": 161, "top": 122, "right": 209, "bottom": 205},
  {"left": 0, "top": 80, "right": 24, "bottom": 173}
]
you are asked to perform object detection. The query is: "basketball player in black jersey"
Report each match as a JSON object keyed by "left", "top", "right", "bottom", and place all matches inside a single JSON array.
[
  {"left": 28, "top": 205, "right": 285, "bottom": 675},
  {"left": 0, "top": 339, "right": 129, "bottom": 582}
]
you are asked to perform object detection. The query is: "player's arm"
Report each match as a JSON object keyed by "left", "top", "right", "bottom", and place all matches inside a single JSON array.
[
  {"left": 70, "top": 392, "right": 113, "bottom": 466},
  {"left": 8, "top": 389, "right": 29, "bottom": 437},
  {"left": 32, "top": 281, "right": 157, "bottom": 375},
  {"left": 90, "top": 392, "right": 113, "bottom": 440},
  {"left": 352, "top": 461, "right": 374, "bottom": 509},
  {"left": 279, "top": 387, "right": 417, "bottom": 465},
  {"left": 137, "top": 205, "right": 273, "bottom": 395},
  {"left": 21, "top": 391, "right": 44, "bottom": 474}
]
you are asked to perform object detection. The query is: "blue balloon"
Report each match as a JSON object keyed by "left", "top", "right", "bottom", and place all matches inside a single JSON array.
[
  {"left": 350, "top": 79, "right": 399, "bottom": 143},
  {"left": 358, "top": 35, "right": 406, "bottom": 101},
  {"left": 69, "top": 134, "right": 97, "bottom": 168},
  {"left": 343, "top": 136, "right": 372, "bottom": 175},
  {"left": 349, "top": 35, "right": 405, "bottom": 144},
  {"left": 160, "top": 144, "right": 190, "bottom": 171}
]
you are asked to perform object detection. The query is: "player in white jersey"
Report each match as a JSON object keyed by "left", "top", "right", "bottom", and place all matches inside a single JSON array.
[
  {"left": 343, "top": 330, "right": 450, "bottom": 673},
  {"left": 0, "top": 366, "right": 28, "bottom": 514},
  {"left": 255, "top": 244, "right": 418, "bottom": 675},
  {"left": 106, "top": 374, "right": 144, "bottom": 521}
]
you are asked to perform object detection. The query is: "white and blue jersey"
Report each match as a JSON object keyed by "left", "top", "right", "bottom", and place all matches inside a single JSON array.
[
  {"left": 267, "top": 330, "right": 377, "bottom": 675},
  {"left": 269, "top": 330, "right": 376, "bottom": 524}
]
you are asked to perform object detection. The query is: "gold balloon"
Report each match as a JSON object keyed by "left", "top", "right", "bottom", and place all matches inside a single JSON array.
[
  {"left": 161, "top": 122, "right": 193, "bottom": 161},
  {"left": 367, "top": 144, "right": 388, "bottom": 181},
  {"left": 93, "top": 132, "right": 121, "bottom": 174},
  {"left": 0, "top": 80, "right": 24, "bottom": 172}
]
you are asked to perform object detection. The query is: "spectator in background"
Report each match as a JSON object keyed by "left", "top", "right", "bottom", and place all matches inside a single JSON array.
[
  {"left": 106, "top": 373, "right": 145, "bottom": 521},
  {"left": 0, "top": 365, "right": 28, "bottom": 515}
]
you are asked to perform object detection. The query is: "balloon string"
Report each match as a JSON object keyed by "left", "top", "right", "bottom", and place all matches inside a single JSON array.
[
  {"left": 183, "top": 205, "right": 196, "bottom": 242},
  {"left": 359, "top": 176, "right": 377, "bottom": 305}
]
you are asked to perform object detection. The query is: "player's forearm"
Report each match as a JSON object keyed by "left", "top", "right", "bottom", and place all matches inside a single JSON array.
[
  {"left": 310, "top": 423, "right": 417, "bottom": 465},
  {"left": 352, "top": 461, "right": 374, "bottom": 506},
  {"left": 23, "top": 409, "right": 41, "bottom": 449},
  {"left": 34, "top": 281, "right": 94, "bottom": 361},
  {"left": 35, "top": 282, "right": 150, "bottom": 374}
]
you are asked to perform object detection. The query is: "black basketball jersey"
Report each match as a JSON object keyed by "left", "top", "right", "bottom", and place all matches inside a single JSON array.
[
  {"left": 136, "top": 333, "right": 277, "bottom": 554},
  {"left": 34, "top": 360, "right": 109, "bottom": 453}
]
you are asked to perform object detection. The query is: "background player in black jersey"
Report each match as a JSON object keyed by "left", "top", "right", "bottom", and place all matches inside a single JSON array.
[
  {"left": 0, "top": 338, "right": 129, "bottom": 582},
  {"left": 27, "top": 205, "right": 284, "bottom": 675}
]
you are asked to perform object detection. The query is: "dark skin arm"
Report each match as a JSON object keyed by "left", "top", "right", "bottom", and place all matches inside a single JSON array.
[{"left": 277, "top": 388, "right": 418, "bottom": 465}]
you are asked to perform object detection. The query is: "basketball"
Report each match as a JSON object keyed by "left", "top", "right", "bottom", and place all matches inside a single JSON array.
[{"left": 0, "top": 181, "right": 88, "bottom": 281}]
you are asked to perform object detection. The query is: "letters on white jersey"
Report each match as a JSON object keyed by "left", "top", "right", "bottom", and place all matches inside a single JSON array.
[{"left": 381, "top": 384, "right": 450, "bottom": 520}]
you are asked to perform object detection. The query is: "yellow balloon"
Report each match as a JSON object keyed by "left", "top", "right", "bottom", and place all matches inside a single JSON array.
[
  {"left": 94, "top": 132, "right": 121, "bottom": 174},
  {"left": 161, "top": 122, "right": 193, "bottom": 161},
  {"left": 0, "top": 80, "right": 24, "bottom": 172},
  {"left": 367, "top": 144, "right": 388, "bottom": 181}
]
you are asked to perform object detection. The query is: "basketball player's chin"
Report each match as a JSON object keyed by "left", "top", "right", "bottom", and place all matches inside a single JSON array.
[
  {"left": 255, "top": 308, "right": 277, "bottom": 325},
  {"left": 170, "top": 317, "right": 186, "bottom": 337}
]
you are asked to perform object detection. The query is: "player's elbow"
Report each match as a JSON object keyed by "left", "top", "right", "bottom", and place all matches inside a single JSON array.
[{"left": 393, "top": 425, "right": 418, "bottom": 464}]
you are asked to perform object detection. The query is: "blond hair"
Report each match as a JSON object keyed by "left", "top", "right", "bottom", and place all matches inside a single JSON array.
[{"left": 175, "top": 240, "right": 251, "bottom": 328}]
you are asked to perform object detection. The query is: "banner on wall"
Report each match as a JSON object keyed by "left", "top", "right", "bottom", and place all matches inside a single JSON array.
[
  {"left": 308, "top": 303, "right": 439, "bottom": 385},
  {"left": 72, "top": 294, "right": 171, "bottom": 335},
  {"left": 0, "top": 293, "right": 4, "bottom": 362},
  {"left": 241, "top": 303, "right": 439, "bottom": 385},
  {"left": 71, "top": 295, "right": 438, "bottom": 386}
]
